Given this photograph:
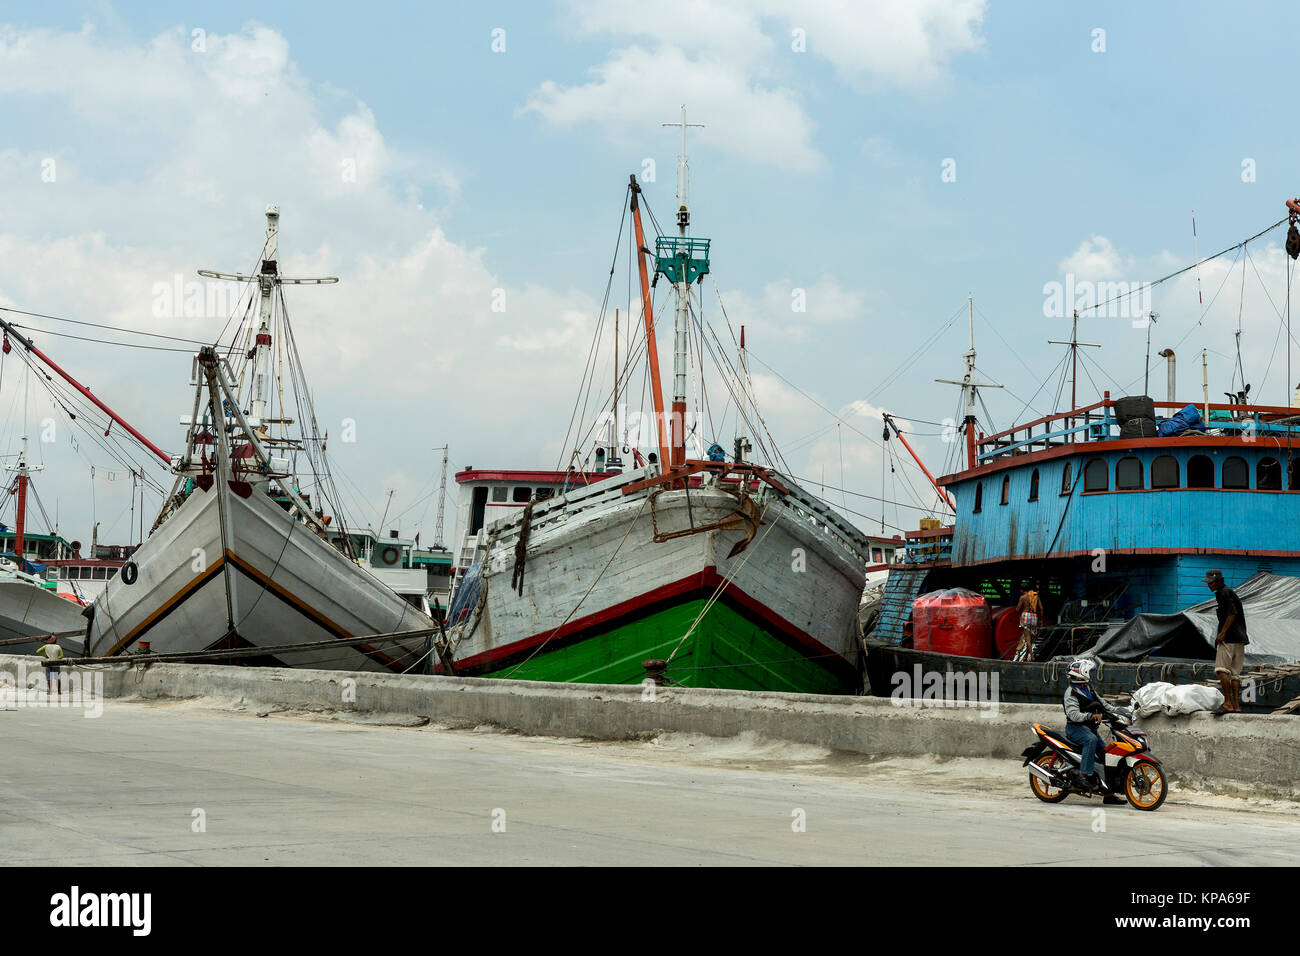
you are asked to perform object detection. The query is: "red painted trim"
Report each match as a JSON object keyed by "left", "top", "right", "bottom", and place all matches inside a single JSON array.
[
  {"left": 453, "top": 568, "right": 845, "bottom": 672},
  {"left": 455, "top": 469, "right": 608, "bottom": 485}
]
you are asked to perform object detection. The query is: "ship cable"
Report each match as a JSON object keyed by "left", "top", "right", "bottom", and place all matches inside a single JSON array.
[
  {"left": 0, "top": 306, "right": 213, "bottom": 347},
  {"left": 1076, "top": 215, "right": 1289, "bottom": 319},
  {"left": 665, "top": 498, "right": 782, "bottom": 667}
]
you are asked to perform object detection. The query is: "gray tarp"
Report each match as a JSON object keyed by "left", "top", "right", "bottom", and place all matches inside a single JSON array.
[{"left": 1086, "top": 572, "right": 1300, "bottom": 667}]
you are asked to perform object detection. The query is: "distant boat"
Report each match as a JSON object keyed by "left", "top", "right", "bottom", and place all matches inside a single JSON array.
[
  {"left": 0, "top": 351, "right": 90, "bottom": 654},
  {"left": 86, "top": 206, "right": 435, "bottom": 671}
]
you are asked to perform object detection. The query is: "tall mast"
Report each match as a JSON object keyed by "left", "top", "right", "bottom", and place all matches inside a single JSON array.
[
  {"left": 937, "top": 294, "right": 1002, "bottom": 469},
  {"left": 199, "top": 204, "right": 338, "bottom": 429},
  {"left": 433, "top": 445, "right": 448, "bottom": 550},
  {"left": 663, "top": 105, "right": 704, "bottom": 469},
  {"left": 611, "top": 308, "right": 619, "bottom": 459},
  {"left": 8, "top": 356, "right": 43, "bottom": 564},
  {"left": 736, "top": 325, "right": 752, "bottom": 463},
  {"left": 629, "top": 177, "right": 671, "bottom": 467},
  {"left": 1048, "top": 309, "right": 1100, "bottom": 438},
  {"left": 251, "top": 205, "right": 279, "bottom": 424}
]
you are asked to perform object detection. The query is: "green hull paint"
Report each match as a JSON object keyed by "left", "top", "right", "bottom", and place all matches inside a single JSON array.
[{"left": 481, "top": 598, "right": 851, "bottom": 694}]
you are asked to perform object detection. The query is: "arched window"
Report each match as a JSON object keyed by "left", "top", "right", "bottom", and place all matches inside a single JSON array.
[
  {"left": 1258, "top": 457, "right": 1282, "bottom": 491},
  {"left": 1187, "top": 454, "right": 1215, "bottom": 489},
  {"left": 1116, "top": 456, "right": 1143, "bottom": 490},
  {"left": 1289, "top": 458, "right": 1300, "bottom": 491},
  {"left": 973, "top": 482, "right": 983, "bottom": 513},
  {"left": 1028, "top": 469, "right": 1040, "bottom": 501},
  {"left": 1151, "top": 455, "right": 1180, "bottom": 489},
  {"left": 1084, "top": 458, "right": 1109, "bottom": 492},
  {"left": 1223, "top": 456, "right": 1248, "bottom": 489},
  {"left": 1000, "top": 474, "right": 1010, "bottom": 505},
  {"left": 1060, "top": 461, "right": 1073, "bottom": 495}
]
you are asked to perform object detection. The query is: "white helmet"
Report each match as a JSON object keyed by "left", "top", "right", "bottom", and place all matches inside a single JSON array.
[{"left": 1067, "top": 659, "right": 1094, "bottom": 683}]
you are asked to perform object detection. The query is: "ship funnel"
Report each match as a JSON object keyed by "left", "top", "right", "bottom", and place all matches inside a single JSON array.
[{"left": 1158, "top": 348, "right": 1176, "bottom": 403}]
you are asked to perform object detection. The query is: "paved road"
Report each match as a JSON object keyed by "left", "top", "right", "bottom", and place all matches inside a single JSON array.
[{"left": 2, "top": 700, "right": 1298, "bottom": 866}]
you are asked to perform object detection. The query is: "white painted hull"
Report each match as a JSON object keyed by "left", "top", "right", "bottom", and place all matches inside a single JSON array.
[
  {"left": 450, "top": 469, "right": 868, "bottom": 687},
  {"left": 89, "top": 481, "right": 434, "bottom": 672},
  {"left": 0, "top": 577, "right": 89, "bottom": 655}
]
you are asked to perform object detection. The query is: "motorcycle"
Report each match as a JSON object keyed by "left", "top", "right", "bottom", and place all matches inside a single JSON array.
[{"left": 1020, "top": 706, "right": 1168, "bottom": 810}]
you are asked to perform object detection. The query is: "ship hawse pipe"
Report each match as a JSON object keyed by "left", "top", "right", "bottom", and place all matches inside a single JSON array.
[{"left": 1158, "top": 348, "right": 1176, "bottom": 403}]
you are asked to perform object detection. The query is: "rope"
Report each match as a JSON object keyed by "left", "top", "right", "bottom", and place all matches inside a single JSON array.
[
  {"left": 665, "top": 496, "right": 779, "bottom": 664},
  {"left": 501, "top": 492, "right": 651, "bottom": 678}
]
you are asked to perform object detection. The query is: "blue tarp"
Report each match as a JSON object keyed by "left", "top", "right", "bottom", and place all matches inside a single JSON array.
[
  {"left": 0, "top": 552, "right": 50, "bottom": 575},
  {"left": 1157, "top": 404, "right": 1204, "bottom": 437},
  {"left": 447, "top": 561, "right": 483, "bottom": 624}
]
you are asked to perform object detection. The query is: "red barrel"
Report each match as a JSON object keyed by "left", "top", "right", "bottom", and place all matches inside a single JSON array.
[
  {"left": 992, "top": 606, "right": 1020, "bottom": 659},
  {"left": 912, "top": 588, "right": 993, "bottom": 658}
]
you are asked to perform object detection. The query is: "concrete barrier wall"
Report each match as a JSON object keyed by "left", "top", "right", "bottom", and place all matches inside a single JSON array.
[{"left": 4, "top": 654, "right": 1296, "bottom": 799}]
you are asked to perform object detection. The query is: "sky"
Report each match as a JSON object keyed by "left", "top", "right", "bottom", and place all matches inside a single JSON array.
[{"left": 2, "top": 0, "right": 1299, "bottom": 550}]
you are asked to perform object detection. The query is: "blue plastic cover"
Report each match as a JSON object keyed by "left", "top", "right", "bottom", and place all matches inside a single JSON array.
[
  {"left": 447, "top": 561, "right": 483, "bottom": 624},
  {"left": 1156, "top": 403, "right": 1204, "bottom": 437}
]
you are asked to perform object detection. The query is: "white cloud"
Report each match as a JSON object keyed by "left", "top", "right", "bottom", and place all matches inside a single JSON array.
[
  {"left": 0, "top": 18, "right": 889, "bottom": 547},
  {"left": 1059, "top": 235, "right": 1135, "bottom": 280},
  {"left": 520, "top": 44, "right": 823, "bottom": 172},
  {"left": 521, "top": 0, "right": 987, "bottom": 171},
  {"left": 0, "top": 21, "right": 603, "bottom": 544}
]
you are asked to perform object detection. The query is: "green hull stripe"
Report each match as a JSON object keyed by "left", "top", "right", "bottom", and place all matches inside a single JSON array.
[{"left": 480, "top": 598, "right": 851, "bottom": 694}]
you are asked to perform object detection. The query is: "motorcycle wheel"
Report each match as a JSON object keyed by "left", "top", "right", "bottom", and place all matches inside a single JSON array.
[
  {"left": 1029, "top": 753, "right": 1069, "bottom": 803},
  {"left": 1124, "top": 762, "right": 1168, "bottom": 810}
]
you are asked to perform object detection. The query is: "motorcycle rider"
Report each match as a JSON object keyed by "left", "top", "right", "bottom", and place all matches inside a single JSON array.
[{"left": 1063, "top": 659, "right": 1124, "bottom": 804}]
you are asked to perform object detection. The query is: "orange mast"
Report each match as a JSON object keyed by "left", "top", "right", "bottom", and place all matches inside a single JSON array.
[{"left": 629, "top": 176, "right": 671, "bottom": 468}]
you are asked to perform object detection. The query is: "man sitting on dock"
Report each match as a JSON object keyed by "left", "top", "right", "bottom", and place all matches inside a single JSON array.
[{"left": 1205, "top": 570, "right": 1248, "bottom": 714}]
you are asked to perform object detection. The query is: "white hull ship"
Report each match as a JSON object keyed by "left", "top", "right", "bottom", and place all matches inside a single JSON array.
[
  {"left": 0, "top": 347, "right": 92, "bottom": 655},
  {"left": 87, "top": 206, "right": 434, "bottom": 671},
  {"left": 0, "top": 567, "right": 88, "bottom": 654},
  {"left": 446, "top": 121, "right": 874, "bottom": 693},
  {"left": 448, "top": 462, "right": 870, "bottom": 692}
]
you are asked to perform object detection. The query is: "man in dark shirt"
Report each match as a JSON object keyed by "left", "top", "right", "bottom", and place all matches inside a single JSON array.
[{"left": 1205, "top": 569, "right": 1248, "bottom": 713}]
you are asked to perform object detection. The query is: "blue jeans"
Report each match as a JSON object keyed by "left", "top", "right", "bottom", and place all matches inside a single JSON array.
[{"left": 1066, "top": 723, "right": 1103, "bottom": 776}]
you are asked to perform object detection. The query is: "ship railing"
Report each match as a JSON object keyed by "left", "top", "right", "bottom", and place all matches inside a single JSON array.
[
  {"left": 902, "top": 528, "right": 953, "bottom": 565},
  {"left": 976, "top": 394, "right": 1300, "bottom": 465},
  {"left": 481, "top": 462, "right": 875, "bottom": 567},
  {"left": 483, "top": 465, "right": 659, "bottom": 544}
]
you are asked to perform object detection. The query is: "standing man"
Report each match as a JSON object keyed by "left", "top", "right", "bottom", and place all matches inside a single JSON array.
[
  {"left": 35, "top": 634, "right": 64, "bottom": 695},
  {"left": 1013, "top": 581, "right": 1043, "bottom": 662},
  {"left": 1205, "top": 569, "right": 1248, "bottom": 714}
]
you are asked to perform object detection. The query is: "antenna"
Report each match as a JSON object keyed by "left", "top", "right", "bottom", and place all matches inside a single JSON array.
[
  {"left": 1143, "top": 311, "right": 1159, "bottom": 396},
  {"left": 663, "top": 104, "right": 704, "bottom": 220},
  {"left": 1048, "top": 309, "right": 1101, "bottom": 430},
  {"left": 936, "top": 294, "right": 1002, "bottom": 468},
  {"left": 433, "top": 445, "right": 449, "bottom": 550},
  {"left": 662, "top": 106, "right": 705, "bottom": 470}
]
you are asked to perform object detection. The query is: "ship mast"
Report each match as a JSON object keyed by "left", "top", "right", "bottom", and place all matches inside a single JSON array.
[
  {"left": 199, "top": 204, "right": 338, "bottom": 432},
  {"left": 937, "top": 294, "right": 1002, "bottom": 468},
  {"left": 664, "top": 105, "right": 704, "bottom": 469},
  {"left": 6, "top": 357, "right": 43, "bottom": 565},
  {"left": 629, "top": 178, "right": 671, "bottom": 468}
]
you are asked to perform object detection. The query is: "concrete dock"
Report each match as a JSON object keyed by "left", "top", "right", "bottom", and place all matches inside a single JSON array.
[{"left": 3, "top": 699, "right": 1299, "bottom": 866}]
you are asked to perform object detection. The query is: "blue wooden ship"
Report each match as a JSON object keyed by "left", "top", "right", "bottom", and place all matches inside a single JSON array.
[{"left": 865, "top": 213, "right": 1300, "bottom": 709}]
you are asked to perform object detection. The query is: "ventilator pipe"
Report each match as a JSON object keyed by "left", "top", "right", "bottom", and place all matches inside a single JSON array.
[{"left": 1158, "top": 348, "right": 1176, "bottom": 404}]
